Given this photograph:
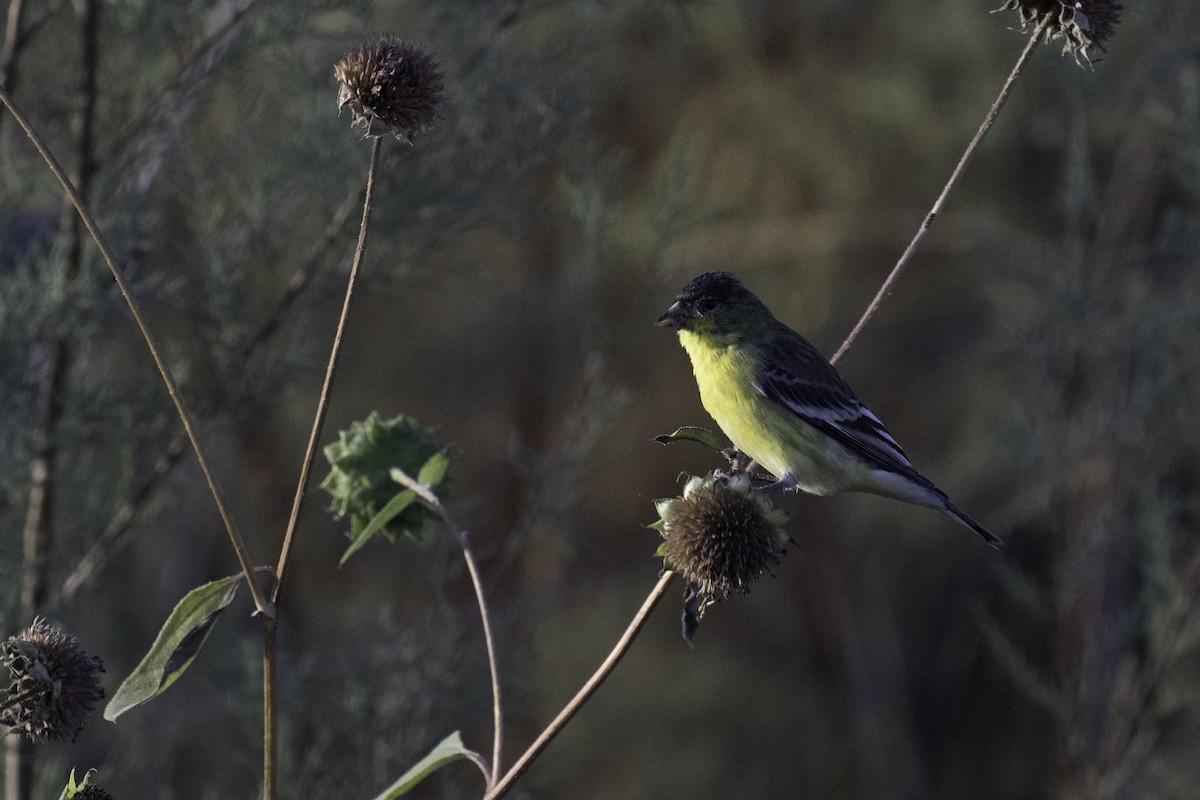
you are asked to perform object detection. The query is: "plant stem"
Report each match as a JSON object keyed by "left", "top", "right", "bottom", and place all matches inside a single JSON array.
[
  {"left": 0, "top": 83, "right": 271, "bottom": 618},
  {"left": 463, "top": 535, "right": 503, "bottom": 786},
  {"left": 390, "top": 468, "right": 504, "bottom": 788},
  {"left": 830, "top": 19, "right": 1047, "bottom": 365},
  {"left": 484, "top": 570, "right": 676, "bottom": 800},
  {"left": 272, "top": 135, "right": 382, "bottom": 604},
  {"left": 261, "top": 133, "right": 381, "bottom": 800},
  {"left": 262, "top": 616, "right": 278, "bottom": 800}
]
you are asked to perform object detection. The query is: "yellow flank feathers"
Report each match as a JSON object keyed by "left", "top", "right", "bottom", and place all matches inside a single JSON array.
[{"left": 678, "top": 329, "right": 871, "bottom": 495}]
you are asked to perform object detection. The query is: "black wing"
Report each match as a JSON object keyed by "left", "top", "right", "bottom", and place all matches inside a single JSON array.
[{"left": 751, "top": 327, "right": 944, "bottom": 496}]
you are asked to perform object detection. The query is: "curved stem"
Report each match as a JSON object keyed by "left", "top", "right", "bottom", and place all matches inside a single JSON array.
[
  {"left": 273, "top": 135, "right": 382, "bottom": 604},
  {"left": 390, "top": 468, "right": 503, "bottom": 788},
  {"left": 830, "top": 19, "right": 1047, "bottom": 365},
  {"left": 484, "top": 571, "right": 676, "bottom": 800},
  {"left": 0, "top": 83, "right": 270, "bottom": 617},
  {"left": 462, "top": 535, "right": 503, "bottom": 786}
]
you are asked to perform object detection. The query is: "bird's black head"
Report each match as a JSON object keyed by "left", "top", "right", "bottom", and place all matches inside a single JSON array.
[{"left": 656, "top": 271, "right": 768, "bottom": 337}]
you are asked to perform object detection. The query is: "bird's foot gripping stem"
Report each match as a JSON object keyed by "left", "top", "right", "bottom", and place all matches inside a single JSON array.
[{"left": 758, "top": 473, "right": 798, "bottom": 493}]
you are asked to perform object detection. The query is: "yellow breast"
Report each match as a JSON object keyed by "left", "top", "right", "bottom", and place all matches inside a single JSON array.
[{"left": 677, "top": 330, "right": 865, "bottom": 494}]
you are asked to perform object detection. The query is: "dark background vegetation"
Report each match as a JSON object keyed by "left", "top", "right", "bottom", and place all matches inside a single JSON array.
[{"left": 2, "top": 0, "right": 1199, "bottom": 798}]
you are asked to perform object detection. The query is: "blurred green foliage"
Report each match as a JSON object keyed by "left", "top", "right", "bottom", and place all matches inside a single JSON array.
[{"left": 2, "top": 0, "right": 1200, "bottom": 798}]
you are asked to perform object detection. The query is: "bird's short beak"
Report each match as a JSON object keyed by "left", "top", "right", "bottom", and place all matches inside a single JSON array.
[{"left": 656, "top": 301, "right": 684, "bottom": 330}]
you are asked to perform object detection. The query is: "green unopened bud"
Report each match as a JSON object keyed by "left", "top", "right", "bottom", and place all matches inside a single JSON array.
[{"left": 321, "top": 412, "right": 449, "bottom": 544}]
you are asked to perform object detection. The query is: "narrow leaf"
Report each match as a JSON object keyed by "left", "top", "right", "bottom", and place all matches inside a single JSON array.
[
  {"left": 340, "top": 489, "right": 416, "bottom": 566},
  {"left": 104, "top": 575, "right": 242, "bottom": 721},
  {"left": 653, "top": 426, "right": 725, "bottom": 452},
  {"left": 371, "top": 731, "right": 477, "bottom": 799},
  {"left": 416, "top": 450, "right": 450, "bottom": 488},
  {"left": 59, "top": 768, "right": 94, "bottom": 800}
]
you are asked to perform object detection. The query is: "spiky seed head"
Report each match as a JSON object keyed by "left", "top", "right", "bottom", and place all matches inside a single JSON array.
[
  {"left": 77, "top": 784, "right": 115, "bottom": 800},
  {"left": 652, "top": 474, "right": 790, "bottom": 608},
  {"left": 1, "top": 619, "right": 104, "bottom": 743},
  {"left": 335, "top": 36, "right": 444, "bottom": 142},
  {"left": 998, "top": 0, "right": 1122, "bottom": 64}
]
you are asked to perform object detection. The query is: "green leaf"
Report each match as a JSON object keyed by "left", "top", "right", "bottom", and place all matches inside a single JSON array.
[
  {"left": 653, "top": 426, "right": 725, "bottom": 452},
  {"left": 371, "top": 731, "right": 477, "bottom": 799},
  {"left": 104, "top": 575, "right": 242, "bottom": 721},
  {"left": 340, "top": 489, "right": 417, "bottom": 566},
  {"left": 416, "top": 450, "right": 450, "bottom": 488}
]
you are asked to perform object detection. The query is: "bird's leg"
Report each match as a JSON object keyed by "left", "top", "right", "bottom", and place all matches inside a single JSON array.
[
  {"left": 714, "top": 447, "right": 752, "bottom": 483},
  {"left": 720, "top": 446, "right": 745, "bottom": 473},
  {"left": 758, "top": 473, "right": 798, "bottom": 493}
]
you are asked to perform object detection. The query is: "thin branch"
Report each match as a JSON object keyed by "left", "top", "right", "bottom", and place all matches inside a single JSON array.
[
  {"left": 272, "top": 136, "right": 382, "bottom": 603},
  {"left": 830, "top": 19, "right": 1047, "bottom": 365},
  {"left": 463, "top": 534, "right": 502, "bottom": 786},
  {"left": 262, "top": 616, "right": 278, "bottom": 800},
  {"left": 484, "top": 571, "right": 676, "bottom": 800},
  {"left": 0, "top": 83, "right": 271, "bottom": 617},
  {"left": 390, "top": 467, "right": 504, "bottom": 788}
]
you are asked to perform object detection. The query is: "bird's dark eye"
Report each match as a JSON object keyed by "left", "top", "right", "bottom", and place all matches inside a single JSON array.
[{"left": 696, "top": 295, "right": 719, "bottom": 314}]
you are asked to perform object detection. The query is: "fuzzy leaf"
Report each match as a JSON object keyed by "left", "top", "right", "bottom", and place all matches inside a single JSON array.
[
  {"left": 653, "top": 426, "right": 725, "bottom": 452},
  {"left": 371, "top": 731, "right": 476, "bottom": 799},
  {"left": 341, "top": 489, "right": 417, "bottom": 566},
  {"left": 104, "top": 575, "right": 242, "bottom": 721}
]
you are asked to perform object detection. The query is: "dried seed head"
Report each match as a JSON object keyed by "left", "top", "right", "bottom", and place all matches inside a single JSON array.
[
  {"left": 999, "top": 0, "right": 1122, "bottom": 64},
  {"left": 78, "top": 784, "right": 114, "bottom": 800},
  {"left": 335, "top": 36, "right": 444, "bottom": 142},
  {"left": 653, "top": 474, "right": 790, "bottom": 607},
  {"left": 2, "top": 619, "right": 104, "bottom": 743}
]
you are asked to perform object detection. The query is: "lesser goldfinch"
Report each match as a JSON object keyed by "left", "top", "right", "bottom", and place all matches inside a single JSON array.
[{"left": 658, "top": 271, "right": 1000, "bottom": 548}]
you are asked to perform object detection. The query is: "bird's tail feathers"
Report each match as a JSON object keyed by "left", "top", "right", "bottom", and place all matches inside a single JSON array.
[{"left": 941, "top": 500, "right": 1002, "bottom": 549}]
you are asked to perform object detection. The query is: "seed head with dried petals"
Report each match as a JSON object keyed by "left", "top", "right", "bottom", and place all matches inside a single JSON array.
[
  {"left": 335, "top": 36, "right": 444, "bottom": 142},
  {"left": 999, "top": 0, "right": 1122, "bottom": 64},
  {"left": 1, "top": 619, "right": 104, "bottom": 742},
  {"left": 653, "top": 474, "right": 790, "bottom": 600}
]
